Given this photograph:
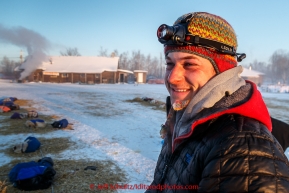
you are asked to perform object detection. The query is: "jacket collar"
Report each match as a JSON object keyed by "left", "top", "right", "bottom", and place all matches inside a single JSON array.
[{"left": 171, "top": 81, "right": 271, "bottom": 151}]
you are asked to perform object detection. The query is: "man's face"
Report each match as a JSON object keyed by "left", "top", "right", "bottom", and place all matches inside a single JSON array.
[{"left": 165, "top": 52, "right": 216, "bottom": 105}]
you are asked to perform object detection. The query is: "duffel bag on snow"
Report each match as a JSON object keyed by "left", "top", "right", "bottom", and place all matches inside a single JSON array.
[
  {"left": 51, "top": 119, "right": 69, "bottom": 128},
  {"left": 9, "top": 157, "right": 56, "bottom": 191}
]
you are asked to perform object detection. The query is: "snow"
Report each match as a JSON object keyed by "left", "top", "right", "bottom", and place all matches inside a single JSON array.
[
  {"left": 0, "top": 79, "right": 289, "bottom": 192},
  {"left": 38, "top": 56, "right": 119, "bottom": 73},
  {"left": 261, "top": 84, "right": 289, "bottom": 93},
  {"left": 240, "top": 67, "right": 264, "bottom": 77}
]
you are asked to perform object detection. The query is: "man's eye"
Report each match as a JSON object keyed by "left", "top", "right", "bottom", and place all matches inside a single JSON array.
[
  {"left": 184, "top": 63, "right": 196, "bottom": 68},
  {"left": 165, "top": 63, "right": 174, "bottom": 70},
  {"left": 184, "top": 63, "right": 193, "bottom": 67}
]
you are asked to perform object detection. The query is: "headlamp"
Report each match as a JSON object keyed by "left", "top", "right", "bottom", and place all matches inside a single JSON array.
[
  {"left": 157, "top": 24, "right": 186, "bottom": 45},
  {"left": 157, "top": 23, "right": 246, "bottom": 62}
]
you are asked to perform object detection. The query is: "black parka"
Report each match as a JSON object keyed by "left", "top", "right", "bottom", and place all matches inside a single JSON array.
[{"left": 146, "top": 83, "right": 289, "bottom": 193}]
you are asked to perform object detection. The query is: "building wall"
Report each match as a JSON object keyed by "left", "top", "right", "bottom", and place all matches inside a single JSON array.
[
  {"left": 31, "top": 70, "right": 135, "bottom": 84},
  {"left": 59, "top": 73, "right": 71, "bottom": 83},
  {"left": 134, "top": 72, "right": 147, "bottom": 83},
  {"left": 116, "top": 72, "right": 130, "bottom": 83},
  {"left": 26, "top": 69, "right": 43, "bottom": 82},
  {"left": 69, "top": 73, "right": 83, "bottom": 83},
  {"left": 147, "top": 79, "right": 165, "bottom": 84},
  {"left": 102, "top": 71, "right": 115, "bottom": 83}
]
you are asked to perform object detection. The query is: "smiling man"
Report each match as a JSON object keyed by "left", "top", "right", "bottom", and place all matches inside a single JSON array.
[{"left": 146, "top": 12, "right": 289, "bottom": 193}]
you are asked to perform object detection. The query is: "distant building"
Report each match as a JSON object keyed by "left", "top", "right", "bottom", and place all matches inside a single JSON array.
[
  {"left": 16, "top": 56, "right": 134, "bottom": 84},
  {"left": 133, "top": 70, "right": 148, "bottom": 84},
  {"left": 240, "top": 66, "right": 265, "bottom": 86}
]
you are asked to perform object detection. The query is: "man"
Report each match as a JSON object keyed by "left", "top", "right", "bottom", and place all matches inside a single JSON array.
[{"left": 146, "top": 12, "right": 289, "bottom": 192}]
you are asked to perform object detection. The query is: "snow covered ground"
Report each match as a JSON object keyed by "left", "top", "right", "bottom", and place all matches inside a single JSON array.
[
  {"left": 261, "top": 84, "right": 289, "bottom": 93},
  {"left": 0, "top": 79, "right": 288, "bottom": 192}
]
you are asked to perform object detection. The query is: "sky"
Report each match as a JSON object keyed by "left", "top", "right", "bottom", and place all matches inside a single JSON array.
[
  {"left": 0, "top": 80, "right": 289, "bottom": 192},
  {"left": 0, "top": 0, "right": 289, "bottom": 66}
]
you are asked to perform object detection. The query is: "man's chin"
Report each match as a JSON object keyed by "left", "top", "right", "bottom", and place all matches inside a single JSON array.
[{"left": 172, "top": 99, "right": 190, "bottom": 111}]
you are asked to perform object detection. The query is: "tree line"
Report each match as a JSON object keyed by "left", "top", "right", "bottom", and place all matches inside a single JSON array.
[
  {"left": 1, "top": 47, "right": 289, "bottom": 83},
  {"left": 60, "top": 47, "right": 166, "bottom": 79},
  {"left": 243, "top": 49, "right": 289, "bottom": 84},
  {"left": 0, "top": 56, "right": 21, "bottom": 77}
]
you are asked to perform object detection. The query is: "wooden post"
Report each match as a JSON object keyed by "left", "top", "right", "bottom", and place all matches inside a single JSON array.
[{"left": 114, "top": 72, "right": 116, "bottom": 83}]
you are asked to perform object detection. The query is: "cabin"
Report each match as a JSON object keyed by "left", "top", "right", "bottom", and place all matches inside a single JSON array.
[
  {"left": 240, "top": 67, "right": 265, "bottom": 86},
  {"left": 16, "top": 56, "right": 134, "bottom": 84}
]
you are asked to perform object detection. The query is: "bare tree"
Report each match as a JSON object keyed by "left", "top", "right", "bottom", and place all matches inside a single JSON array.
[
  {"left": 117, "top": 50, "right": 165, "bottom": 79},
  {"left": 60, "top": 47, "right": 81, "bottom": 56},
  {"left": 110, "top": 49, "right": 119, "bottom": 57},
  {"left": 131, "top": 50, "right": 141, "bottom": 70},
  {"left": 146, "top": 56, "right": 159, "bottom": 78},
  {"left": 0, "top": 56, "right": 19, "bottom": 76},
  {"left": 270, "top": 50, "right": 289, "bottom": 84},
  {"left": 118, "top": 52, "right": 130, "bottom": 70},
  {"left": 249, "top": 60, "right": 267, "bottom": 73},
  {"left": 98, "top": 46, "right": 108, "bottom": 57}
]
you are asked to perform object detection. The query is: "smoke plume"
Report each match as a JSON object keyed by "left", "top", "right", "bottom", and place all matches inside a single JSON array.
[{"left": 0, "top": 24, "right": 51, "bottom": 79}]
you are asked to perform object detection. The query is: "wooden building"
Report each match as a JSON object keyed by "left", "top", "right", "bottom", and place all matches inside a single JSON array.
[
  {"left": 19, "top": 56, "right": 134, "bottom": 84},
  {"left": 240, "top": 67, "right": 265, "bottom": 86},
  {"left": 133, "top": 70, "right": 148, "bottom": 84}
]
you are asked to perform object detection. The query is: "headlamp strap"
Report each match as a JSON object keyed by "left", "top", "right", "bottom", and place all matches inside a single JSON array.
[
  {"left": 194, "top": 36, "right": 199, "bottom": 44},
  {"left": 188, "top": 35, "right": 236, "bottom": 56}
]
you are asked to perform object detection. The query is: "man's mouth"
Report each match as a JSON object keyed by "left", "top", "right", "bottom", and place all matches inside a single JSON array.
[
  {"left": 172, "top": 87, "right": 190, "bottom": 92},
  {"left": 173, "top": 89, "right": 188, "bottom": 92}
]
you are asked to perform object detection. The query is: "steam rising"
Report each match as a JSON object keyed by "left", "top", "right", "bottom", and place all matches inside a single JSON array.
[{"left": 0, "top": 24, "right": 51, "bottom": 79}]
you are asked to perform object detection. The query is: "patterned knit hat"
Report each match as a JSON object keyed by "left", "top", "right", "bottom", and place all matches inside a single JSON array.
[{"left": 163, "top": 12, "right": 239, "bottom": 74}]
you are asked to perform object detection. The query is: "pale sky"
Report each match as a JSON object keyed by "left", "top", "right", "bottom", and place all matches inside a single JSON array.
[{"left": 0, "top": 0, "right": 289, "bottom": 66}]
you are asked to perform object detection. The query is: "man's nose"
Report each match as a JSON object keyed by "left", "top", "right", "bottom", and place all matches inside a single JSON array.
[{"left": 167, "top": 65, "right": 183, "bottom": 85}]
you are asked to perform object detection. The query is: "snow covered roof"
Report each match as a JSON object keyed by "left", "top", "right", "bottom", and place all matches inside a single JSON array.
[
  {"left": 38, "top": 56, "right": 119, "bottom": 73},
  {"left": 240, "top": 67, "right": 265, "bottom": 78},
  {"left": 117, "top": 69, "right": 133, "bottom": 74},
  {"left": 134, "top": 70, "right": 148, "bottom": 73}
]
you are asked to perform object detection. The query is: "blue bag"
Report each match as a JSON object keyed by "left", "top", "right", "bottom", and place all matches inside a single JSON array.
[
  {"left": 51, "top": 119, "right": 69, "bottom": 128},
  {"left": 24, "top": 136, "right": 41, "bottom": 153},
  {"left": 9, "top": 157, "right": 56, "bottom": 190}
]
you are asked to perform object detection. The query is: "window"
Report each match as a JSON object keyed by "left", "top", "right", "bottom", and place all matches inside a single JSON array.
[
  {"left": 80, "top": 74, "right": 85, "bottom": 78},
  {"left": 62, "top": 73, "right": 68, "bottom": 78}
]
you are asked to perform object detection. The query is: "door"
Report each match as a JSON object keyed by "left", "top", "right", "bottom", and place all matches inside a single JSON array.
[
  {"left": 137, "top": 73, "right": 143, "bottom": 83},
  {"left": 120, "top": 74, "right": 124, "bottom": 83}
]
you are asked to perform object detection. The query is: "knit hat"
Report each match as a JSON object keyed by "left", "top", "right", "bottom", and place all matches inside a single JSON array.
[{"left": 162, "top": 12, "right": 239, "bottom": 74}]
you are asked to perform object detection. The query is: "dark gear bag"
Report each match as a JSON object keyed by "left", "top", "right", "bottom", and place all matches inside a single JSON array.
[
  {"left": 51, "top": 119, "right": 69, "bottom": 128},
  {"left": 9, "top": 157, "right": 56, "bottom": 191}
]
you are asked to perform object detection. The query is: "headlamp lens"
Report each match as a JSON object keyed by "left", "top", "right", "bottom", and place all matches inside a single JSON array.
[
  {"left": 157, "top": 24, "right": 174, "bottom": 41},
  {"left": 157, "top": 25, "right": 167, "bottom": 39},
  {"left": 160, "top": 28, "right": 167, "bottom": 38}
]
